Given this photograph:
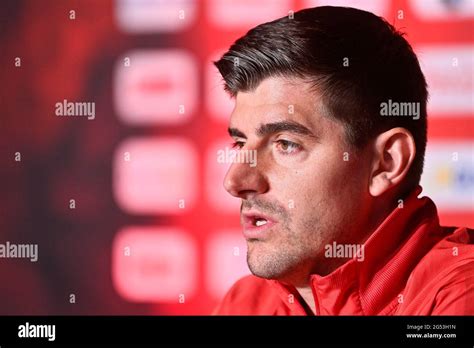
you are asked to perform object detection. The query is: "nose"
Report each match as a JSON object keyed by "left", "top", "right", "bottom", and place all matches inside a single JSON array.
[{"left": 223, "top": 160, "right": 269, "bottom": 200}]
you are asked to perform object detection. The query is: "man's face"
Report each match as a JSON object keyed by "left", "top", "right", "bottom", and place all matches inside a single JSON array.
[{"left": 224, "top": 76, "right": 373, "bottom": 285}]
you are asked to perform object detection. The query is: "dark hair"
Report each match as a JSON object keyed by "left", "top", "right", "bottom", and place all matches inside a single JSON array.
[{"left": 214, "top": 6, "right": 428, "bottom": 193}]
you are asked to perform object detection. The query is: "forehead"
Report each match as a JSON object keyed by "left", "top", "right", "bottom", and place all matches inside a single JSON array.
[
  {"left": 230, "top": 76, "right": 326, "bottom": 128},
  {"left": 235, "top": 76, "right": 316, "bottom": 108}
]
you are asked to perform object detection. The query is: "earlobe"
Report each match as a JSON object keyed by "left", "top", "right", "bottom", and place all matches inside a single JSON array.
[
  {"left": 369, "top": 169, "right": 391, "bottom": 197},
  {"left": 369, "top": 128, "right": 416, "bottom": 197}
]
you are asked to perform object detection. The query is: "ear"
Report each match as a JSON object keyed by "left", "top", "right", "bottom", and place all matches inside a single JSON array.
[{"left": 369, "top": 128, "right": 416, "bottom": 197}]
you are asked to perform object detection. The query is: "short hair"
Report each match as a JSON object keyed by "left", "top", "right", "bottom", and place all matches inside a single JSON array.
[{"left": 214, "top": 6, "right": 428, "bottom": 193}]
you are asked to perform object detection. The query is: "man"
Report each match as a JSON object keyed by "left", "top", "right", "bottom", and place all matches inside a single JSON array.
[{"left": 212, "top": 6, "right": 473, "bottom": 315}]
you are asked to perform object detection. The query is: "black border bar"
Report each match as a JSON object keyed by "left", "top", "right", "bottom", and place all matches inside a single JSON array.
[{"left": 0, "top": 316, "right": 472, "bottom": 346}]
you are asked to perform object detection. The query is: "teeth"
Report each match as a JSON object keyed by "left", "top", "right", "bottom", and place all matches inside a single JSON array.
[{"left": 255, "top": 219, "right": 268, "bottom": 227}]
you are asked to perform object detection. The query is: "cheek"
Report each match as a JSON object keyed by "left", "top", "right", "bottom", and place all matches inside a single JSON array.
[
  {"left": 267, "top": 146, "right": 366, "bottom": 215},
  {"left": 314, "top": 146, "right": 366, "bottom": 191},
  {"left": 269, "top": 169, "right": 311, "bottom": 209},
  {"left": 291, "top": 152, "right": 364, "bottom": 219}
]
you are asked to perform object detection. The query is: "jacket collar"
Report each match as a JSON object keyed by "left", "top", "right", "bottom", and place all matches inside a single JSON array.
[{"left": 269, "top": 186, "right": 445, "bottom": 315}]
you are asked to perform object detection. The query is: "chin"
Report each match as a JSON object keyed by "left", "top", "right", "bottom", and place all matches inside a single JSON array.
[{"left": 247, "top": 247, "right": 299, "bottom": 281}]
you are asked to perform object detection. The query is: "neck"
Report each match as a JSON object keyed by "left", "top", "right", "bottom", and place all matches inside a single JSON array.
[
  {"left": 292, "top": 198, "right": 399, "bottom": 314},
  {"left": 281, "top": 195, "right": 404, "bottom": 315},
  {"left": 296, "top": 286, "right": 316, "bottom": 314}
]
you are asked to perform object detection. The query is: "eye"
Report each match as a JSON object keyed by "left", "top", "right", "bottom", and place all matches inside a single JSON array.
[
  {"left": 275, "top": 139, "right": 301, "bottom": 155},
  {"left": 231, "top": 140, "right": 245, "bottom": 149}
]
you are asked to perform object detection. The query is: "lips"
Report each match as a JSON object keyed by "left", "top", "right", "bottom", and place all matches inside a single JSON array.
[{"left": 241, "top": 210, "right": 277, "bottom": 240}]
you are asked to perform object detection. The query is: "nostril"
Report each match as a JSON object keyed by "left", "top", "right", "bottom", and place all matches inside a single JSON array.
[{"left": 223, "top": 161, "right": 269, "bottom": 199}]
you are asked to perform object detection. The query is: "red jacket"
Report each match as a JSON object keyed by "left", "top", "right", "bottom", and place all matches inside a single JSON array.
[{"left": 214, "top": 187, "right": 474, "bottom": 315}]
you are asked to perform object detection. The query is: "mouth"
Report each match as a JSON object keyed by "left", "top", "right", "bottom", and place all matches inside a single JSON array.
[{"left": 241, "top": 211, "right": 277, "bottom": 240}]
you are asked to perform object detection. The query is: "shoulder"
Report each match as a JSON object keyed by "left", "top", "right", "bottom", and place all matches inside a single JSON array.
[
  {"left": 413, "top": 227, "right": 473, "bottom": 275},
  {"left": 415, "top": 227, "right": 473, "bottom": 277},
  {"left": 407, "top": 227, "right": 474, "bottom": 314},
  {"left": 212, "top": 275, "right": 282, "bottom": 315},
  {"left": 422, "top": 227, "right": 473, "bottom": 274}
]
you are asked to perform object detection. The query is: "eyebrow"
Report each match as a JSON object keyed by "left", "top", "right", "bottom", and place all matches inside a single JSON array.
[
  {"left": 228, "top": 127, "right": 247, "bottom": 139},
  {"left": 228, "top": 120, "right": 316, "bottom": 139},
  {"left": 256, "top": 121, "right": 315, "bottom": 138}
]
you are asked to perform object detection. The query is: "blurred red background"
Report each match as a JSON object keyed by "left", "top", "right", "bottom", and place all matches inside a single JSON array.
[{"left": 0, "top": 0, "right": 472, "bottom": 315}]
